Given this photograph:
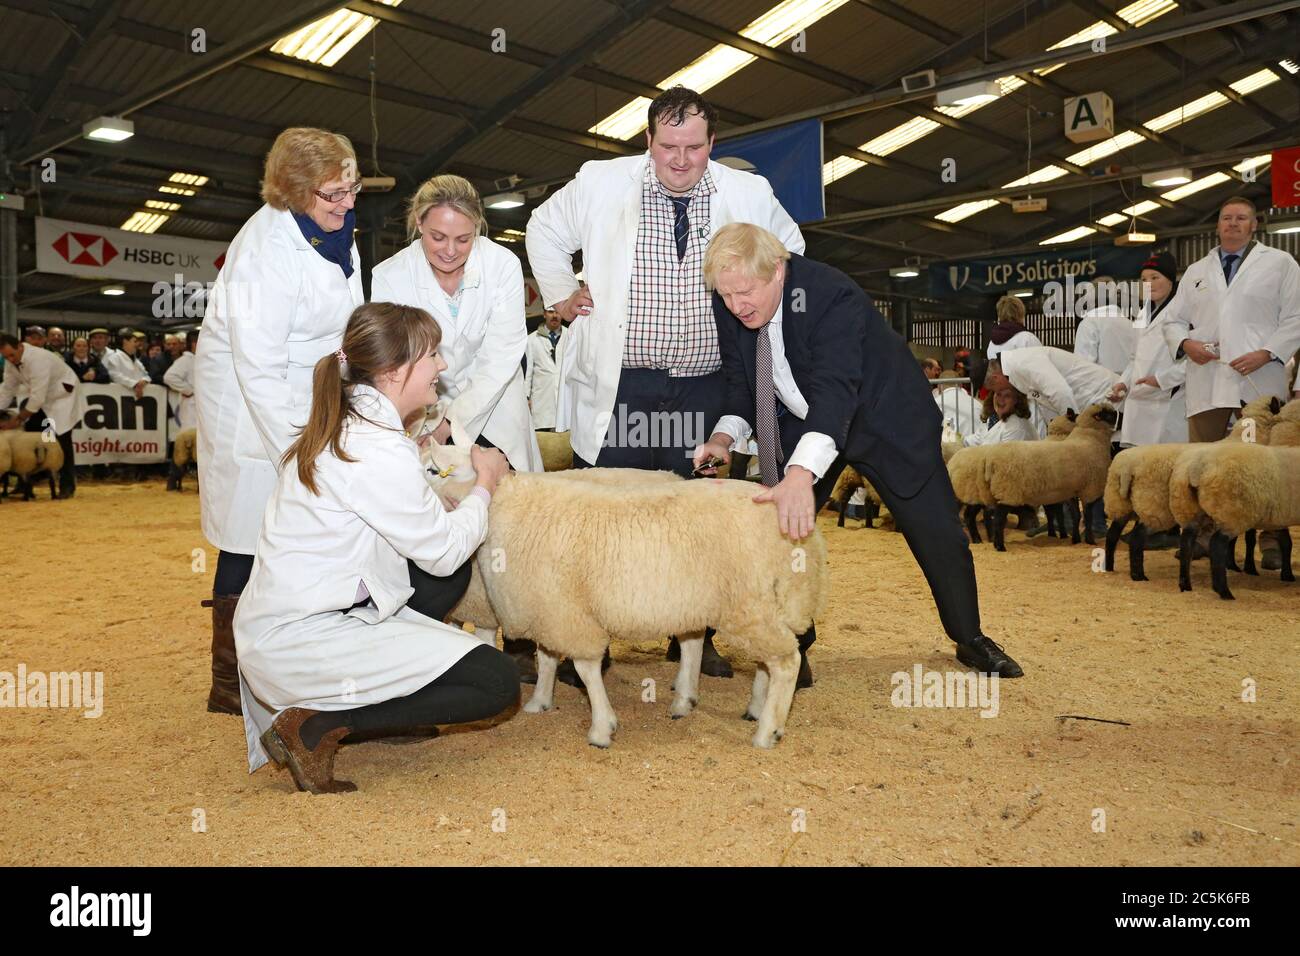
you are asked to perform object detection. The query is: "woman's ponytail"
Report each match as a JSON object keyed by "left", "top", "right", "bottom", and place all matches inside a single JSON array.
[{"left": 282, "top": 352, "right": 355, "bottom": 496}]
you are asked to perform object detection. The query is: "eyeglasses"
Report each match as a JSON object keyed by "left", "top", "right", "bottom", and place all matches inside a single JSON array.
[{"left": 314, "top": 182, "right": 363, "bottom": 203}]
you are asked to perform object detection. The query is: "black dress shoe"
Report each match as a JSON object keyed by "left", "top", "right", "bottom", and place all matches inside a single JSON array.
[
  {"left": 955, "top": 635, "right": 1024, "bottom": 678},
  {"left": 555, "top": 649, "right": 611, "bottom": 688}
]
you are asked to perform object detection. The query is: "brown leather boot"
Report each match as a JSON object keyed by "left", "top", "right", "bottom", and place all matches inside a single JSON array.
[
  {"left": 202, "top": 595, "right": 243, "bottom": 715},
  {"left": 261, "top": 708, "right": 357, "bottom": 794}
]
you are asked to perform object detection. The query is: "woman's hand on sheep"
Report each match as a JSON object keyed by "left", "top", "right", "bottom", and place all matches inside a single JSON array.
[
  {"left": 470, "top": 445, "right": 510, "bottom": 493},
  {"left": 753, "top": 466, "right": 817, "bottom": 541}
]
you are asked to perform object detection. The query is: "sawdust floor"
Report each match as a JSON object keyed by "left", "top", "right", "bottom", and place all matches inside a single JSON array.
[{"left": 2, "top": 479, "right": 1297, "bottom": 866}]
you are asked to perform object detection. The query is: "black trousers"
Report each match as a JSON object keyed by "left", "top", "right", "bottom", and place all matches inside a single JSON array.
[
  {"left": 815, "top": 455, "right": 982, "bottom": 646},
  {"left": 21, "top": 414, "right": 76, "bottom": 492},
  {"left": 575, "top": 367, "right": 724, "bottom": 477}
]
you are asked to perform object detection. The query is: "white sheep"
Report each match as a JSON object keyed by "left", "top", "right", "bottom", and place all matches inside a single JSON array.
[
  {"left": 0, "top": 433, "right": 11, "bottom": 503},
  {"left": 170, "top": 427, "right": 198, "bottom": 491},
  {"left": 430, "top": 446, "right": 827, "bottom": 748},
  {"left": 979, "top": 405, "right": 1117, "bottom": 551},
  {"left": 536, "top": 430, "right": 573, "bottom": 472},
  {"left": 1103, "top": 395, "right": 1282, "bottom": 581},
  {"left": 0, "top": 431, "right": 64, "bottom": 500}
]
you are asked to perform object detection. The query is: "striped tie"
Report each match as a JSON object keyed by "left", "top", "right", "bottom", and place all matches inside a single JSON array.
[
  {"left": 670, "top": 196, "right": 690, "bottom": 261},
  {"left": 756, "top": 324, "right": 783, "bottom": 487}
]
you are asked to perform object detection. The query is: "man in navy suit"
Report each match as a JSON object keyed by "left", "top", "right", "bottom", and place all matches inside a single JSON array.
[{"left": 692, "top": 223, "right": 1023, "bottom": 679}]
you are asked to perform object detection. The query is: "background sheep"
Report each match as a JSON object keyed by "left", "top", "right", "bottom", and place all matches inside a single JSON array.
[
  {"left": 1104, "top": 395, "right": 1283, "bottom": 581},
  {"left": 0, "top": 431, "right": 64, "bottom": 500},
  {"left": 430, "top": 445, "right": 826, "bottom": 749},
  {"left": 0, "top": 433, "right": 11, "bottom": 502},
  {"left": 1175, "top": 441, "right": 1299, "bottom": 600},
  {"left": 829, "top": 465, "right": 882, "bottom": 528},
  {"left": 170, "top": 427, "right": 198, "bottom": 492},
  {"left": 981, "top": 405, "right": 1117, "bottom": 551},
  {"left": 536, "top": 430, "right": 573, "bottom": 472}
]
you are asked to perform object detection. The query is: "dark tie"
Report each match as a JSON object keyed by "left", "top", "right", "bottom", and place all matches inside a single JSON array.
[
  {"left": 670, "top": 196, "right": 691, "bottom": 261},
  {"left": 756, "top": 325, "right": 783, "bottom": 487},
  {"left": 1222, "top": 253, "right": 1239, "bottom": 286}
]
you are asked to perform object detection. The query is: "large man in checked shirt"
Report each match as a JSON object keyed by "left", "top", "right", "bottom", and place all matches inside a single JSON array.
[{"left": 526, "top": 86, "right": 804, "bottom": 680}]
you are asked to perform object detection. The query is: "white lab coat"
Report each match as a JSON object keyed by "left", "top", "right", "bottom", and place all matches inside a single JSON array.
[
  {"left": 525, "top": 152, "right": 805, "bottom": 464},
  {"left": 1161, "top": 242, "right": 1300, "bottom": 416},
  {"left": 986, "top": 327, "right": 1043, "bottom": 360},
  {"left": 1074, "top": 304, "right": 1138, "bottom": 375},
  {"left": 102, "top": 348, "right": 150, "bottom": 390},
  {"left": 194, "top": 204, "right": 363, "bottom": 554},
  {"left": 934, "top": 385, "right": 980, "bottom": 440},
  {"left": 524, "top": 324, "right": 565, "bottom": 429},
  {"left": 963, "top": 412, "right": 1039, "bottom": 446},
  {"left": 234, "top": 385, "right": 492, "bottom": 772},
  {"left": 163, "top": 350, "right": 197, "bottom": 430},
  {"left": 0, "top": 344, "right": 85, "bottom": 435},
  {"left": 371, "top": 237, "right": 541, "bottom": 473},
  {"left": 1001, "top": 346, "right": 1123, "bottom": 420},
  {"left": 1117, "top": 301, "right": 1187, "bottom": 446}
]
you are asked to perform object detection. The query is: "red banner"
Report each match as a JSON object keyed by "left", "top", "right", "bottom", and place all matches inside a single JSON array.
[{"left": 1272, "top": 146, "right": 1300, "bottom": 209}]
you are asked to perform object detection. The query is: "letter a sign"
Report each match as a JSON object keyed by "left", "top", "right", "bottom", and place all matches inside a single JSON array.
[{"left": 1064, "top": 92, "right": 1114, "bottom": 144}]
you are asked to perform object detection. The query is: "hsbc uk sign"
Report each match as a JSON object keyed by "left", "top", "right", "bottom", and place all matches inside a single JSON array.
[{"left": 36, "top": 216, "right": 229, "bottom": 285}]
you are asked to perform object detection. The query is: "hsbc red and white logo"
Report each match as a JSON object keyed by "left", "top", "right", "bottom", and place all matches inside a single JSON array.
[{"left": 52, "top": 231, "right": 119, "bottom": 268}]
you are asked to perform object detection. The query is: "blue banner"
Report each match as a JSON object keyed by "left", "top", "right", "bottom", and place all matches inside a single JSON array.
[
  {"left": 713, "top": 119, "right": 825, "bottom": 223},
  {"left": 928, "top": 245, "right": 1155, "bottom": 298}
]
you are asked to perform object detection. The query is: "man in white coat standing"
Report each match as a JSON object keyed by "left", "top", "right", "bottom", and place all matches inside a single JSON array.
[
  {"left": 524, "top": 309, "right": 565, "bottom": 430},
  {"left": 0, "top": 332, "right": 85, "bottom": 497},
  {"left": 1074, "top": 276, "right": 1138, "bottom": 375},
  {"left": 1161, "top": 195, "right": 1300, "bottom": 567},
  {"left": 526, "top": 86, "right": 803, "bottom": 679}
]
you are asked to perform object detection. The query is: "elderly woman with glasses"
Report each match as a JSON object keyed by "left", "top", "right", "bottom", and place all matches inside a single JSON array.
[{"left": 193, "top": 126, "right": 364, "bottom": 718}]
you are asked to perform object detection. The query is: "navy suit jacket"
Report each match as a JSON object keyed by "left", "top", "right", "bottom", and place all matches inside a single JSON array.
[{"left": 713, "top": 254, "right": 942, "bottom": 499}]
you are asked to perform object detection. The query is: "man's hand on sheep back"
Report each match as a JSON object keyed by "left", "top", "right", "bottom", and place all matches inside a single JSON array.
[
  {"left": 692, "top": 435, "right": 733, "bottom": 475},
  {"left": 753, "top": 465, "right": 817, "bottom": 541},
  {"left": 470, "top": 445, "right": 510, "bottom": 493}
]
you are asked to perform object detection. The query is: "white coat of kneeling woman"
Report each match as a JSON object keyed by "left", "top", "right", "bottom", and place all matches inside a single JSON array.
[{"left": 234, "top": 301, "right": 516, "bottom": 794}]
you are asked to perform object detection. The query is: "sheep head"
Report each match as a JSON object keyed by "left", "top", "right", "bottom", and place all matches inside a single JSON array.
[
  {"left": 1072, "top": 403, "right": 1119, "bottom": 435},
  {"left": 1047, "top": 415, "right": 1076, "bottom": 439},
  {"left": 421, "top": 441, "right": 477, "bottom": 508}
]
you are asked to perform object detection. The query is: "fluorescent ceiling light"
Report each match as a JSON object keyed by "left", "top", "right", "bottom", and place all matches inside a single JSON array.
[
  {"left": 1233, "top": 154, "right": 1271, "bottom": 174},
  {"left": 145, "top": 199, "right": 181, "bottom": 211},
  {"left": 1011, "top": 288, "right": 1034, "bottom": 297},
  {"left": 823, "top": 0, "right": 1179, "bottom": 186},
  {"left": 101, "top": 285, "right": 126, "bottom": 296},
  {"left": 121, "top": 211, "right": 170, "bottom": 233},
  {"left": 1097, "top": 212, "right": 1128, "bottom": 227},
  {"left": 1267, "top": 220, "right": 1300, "bottom": 235},
  {"left": 1159, "top": 171, "right": 1231, "bottom": 201},
  {"left": 1096, "top": 199, "right": 1161, "bottom": 227},
  {"left": 1142, "top": 167, "right": 1193, "bottom": 187},
  {"left": 158, "top": 185, "right": 195, "bottom": 196},
  {"left": 591, "top": 0, "right": 849, "bottom": 140},
  {"left": 935, "top": 80, "right": 1001, "bottom": 108},
  {"left": 1280, "top": 60, "right": 1299, "bottom": 75},
  {"left": 1229, "top": 68, "right": 1279, "bottom": 96},
  {"left": 1039, "top": 226, "right": 1098, "bottom": 245},
  {"left": 272, "top": 0, "right": 404, "bottom": 68},
  {"left": 1003, "top": 165, "right": 1068, "bottom": 189},
  {"left": 83, "top": 116, "right": 134, "bottom": 142},
  {"left": 169, "top": 172, "right": 209, "bottom": 187},
  {"left": 485, "top": 192, "right": 525, "bottom": 209},
  {"left": 889, "top": 266, "right": 920, "bottom": 278},
  {"left": 935, "top": 199, "right": 1000, "bottom": 223}
]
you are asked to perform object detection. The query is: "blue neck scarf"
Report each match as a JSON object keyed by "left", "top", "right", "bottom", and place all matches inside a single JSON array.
[{"left": 293, "top": 208, "right": 355, "bottom": 279}]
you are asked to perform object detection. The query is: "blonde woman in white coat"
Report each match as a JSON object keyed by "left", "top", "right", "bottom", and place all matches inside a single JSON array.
[
  {"left": 194, "top": 127, "right": 364, "bottom": 716},
  {"left": 370, "top": 174, "right": 540, "bottom": 473},
  {"left": 237, "top": 302, "right": 516, "bottom": 794}
]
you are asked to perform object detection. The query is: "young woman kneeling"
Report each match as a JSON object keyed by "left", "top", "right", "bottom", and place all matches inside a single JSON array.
[{"left": 234, "top": 302, "right": 516, "bottom": 794}]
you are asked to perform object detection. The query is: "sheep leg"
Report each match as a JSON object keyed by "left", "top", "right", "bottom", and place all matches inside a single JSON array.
[
  {"left": 752, "top": 650, "right": 799, "bottom": 749},
  {"left": 572, "top": 657, "right": 618, "bottom": 748},
  {"left": 836, "top": 492, "right": 848, "bottom": 527},
  {"left": 963, "top": 504, "right": 983, "bottom": 544},
  {"left": 743, "top": 666, "right": 769, "bottom": 722},
  {"left": 1278, "top": 529, "right": 1295, "bottom": 583},
  {"left": 991, "top": 505, "right": 1008, "bottom": 552},
  {"left": 1128, "top": 521, "right": 1148, "bottom": 582},
  {"left": 1065, "top": 499, "right": 1081, "bottom": 544},
  {"left": 1178, "top": 527, "right": 1195, "bottom": 592},
  {"left": 1209, "top": 532, "right": 1235, "bottom": 601},
  {"left": 1083, "top": 499, "right": 1100, "bottom": 545},
  {"left": 1242, "top": 529, "right": 1258, "bottom": 575},
  {"left": 670, "top": 633, "right": 703, "bottom": 719},
  {"left": 982, "top": 506, "right": 995, "bottom": 542},
  {"left": 1104, "top": 515, "right": 1128, "bottom": 572},
  {"left": 1225, "top": 535, "right": 1241, "bottom": 572},
  {"left": 1045, "top": 503, "right": 1060, "bottom": 537},
  {"left": 523, "top": 647, "right": 560, "bottom": 714}
]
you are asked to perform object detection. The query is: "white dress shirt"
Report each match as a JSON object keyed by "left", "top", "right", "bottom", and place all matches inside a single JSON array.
[{"left": 711, "top": 303, "right": 838, "bottom": 479}]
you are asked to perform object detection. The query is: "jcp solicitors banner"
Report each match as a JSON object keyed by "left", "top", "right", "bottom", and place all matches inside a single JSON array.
[
  {"left": 35, "top": 216, "right": 229, "bottom": 284},
  {"left": 71, "top": 384, "right": 170, "bottom": 464},
  {"left": 928, "top": 244, "right": 1153, "bottom": 298}
]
